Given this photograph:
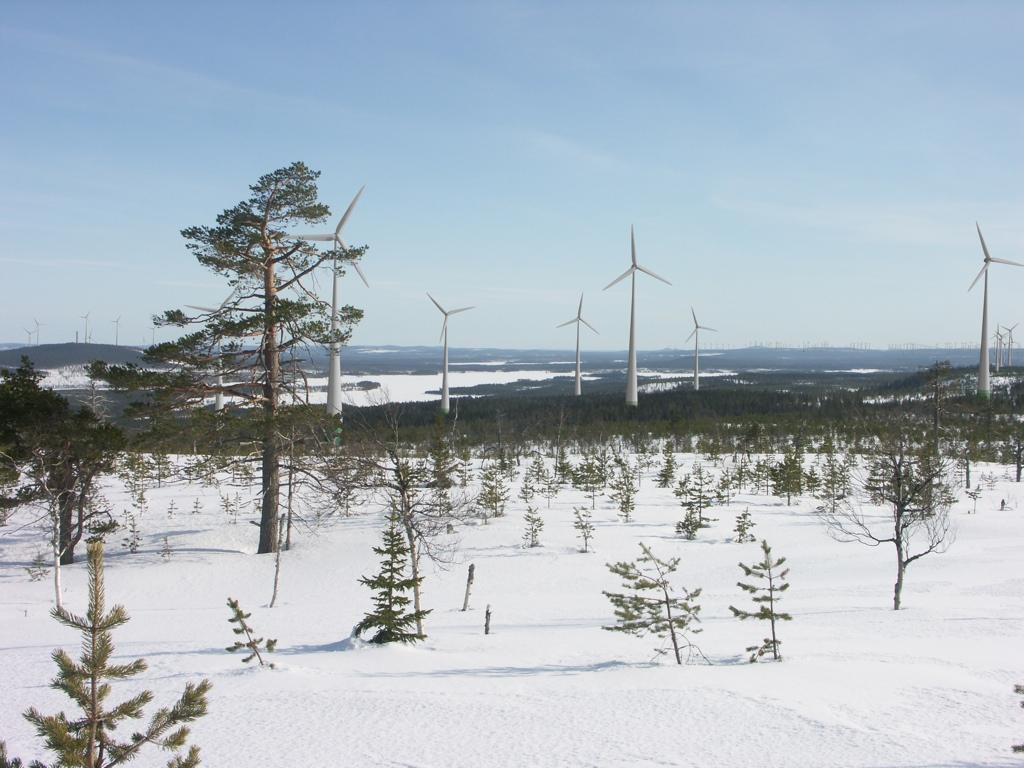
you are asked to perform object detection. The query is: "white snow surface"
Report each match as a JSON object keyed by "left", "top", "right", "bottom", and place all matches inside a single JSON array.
[{"left": 1, "top": 454, "right": 1022, "bottom": 767}]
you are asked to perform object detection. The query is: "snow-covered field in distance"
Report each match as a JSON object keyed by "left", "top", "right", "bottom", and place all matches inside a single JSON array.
[{"left": 1, "top": 453, "right": 1021, "bottom": 767}]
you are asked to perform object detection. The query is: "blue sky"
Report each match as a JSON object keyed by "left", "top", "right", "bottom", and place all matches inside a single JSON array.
[{"left": 2, "top": 2, "right": 1022, "bottom": 350}]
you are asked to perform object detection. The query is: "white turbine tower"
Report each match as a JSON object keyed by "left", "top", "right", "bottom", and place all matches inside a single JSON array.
[
  {"left": 112, "top": 316, "right": 121, "bottom": 347},
  {"left": 994, "top": 329, "right": 1004, "bottom": 372},
  {"left": 427, "top": 293, "right": 474, "bottom": 414},
  {"left": 970, "top": 223, "right": 1023, "bottom": 397},
  {"left": 33, "top": 319, "right": 42, "bottom": 346},
  {"left": 81, "top": 312, "right": 91, "bottom": 344},
  {"left": 556, "top": 294, "right": 598, "bottom": 396},
  {"left": 603, "top": 226, "right": 671, "bottom": 407},
  {"left": 686, "top": 307, "right": 717, "bottom": 391},
  {"left": 296, "top": 186, "right": 367, "bottom": 418}
]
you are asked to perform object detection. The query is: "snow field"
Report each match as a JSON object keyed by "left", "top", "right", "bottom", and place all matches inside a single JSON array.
[{"left": 1, "top": 454, "right": 1022, "bottom": 767}]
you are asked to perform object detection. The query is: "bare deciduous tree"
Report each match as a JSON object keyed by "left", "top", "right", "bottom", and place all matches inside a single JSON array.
[{"left": 820, "top": 441, "right": 954, "bottom": 610}]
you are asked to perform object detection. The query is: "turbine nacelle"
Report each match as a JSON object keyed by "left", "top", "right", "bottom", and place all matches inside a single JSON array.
[
  {"left": 556, "top": 293, "right": 599, "bottom": 334},
  {"left": 295, "top": 185, "right": 369, "bottom": 288},
  {"left": 427, "top": 293, "right": 474, "bottom": 342},
  {"left": 969, "top": 222, "right": 1024, "bottom": 291},
  {"left": 603, "top": 226, "right": 672, "bottom": 290}
]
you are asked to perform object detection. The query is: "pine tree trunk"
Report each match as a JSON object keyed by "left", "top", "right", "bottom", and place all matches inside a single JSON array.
[{"left": 258, "top": 259, "right": 281, "bottom": 555}]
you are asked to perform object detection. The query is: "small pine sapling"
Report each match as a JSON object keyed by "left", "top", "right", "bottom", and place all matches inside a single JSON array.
[
  {"left": 25, "top": 551, "right": 51, "bottom": 582},
  {"left": 733, "top": 507, "right": 756, "bottom": 543},
  {"left": 522, "top": 506, "right": 544, "bottom": 548},
  {"left": 191, "top": 498, "right": 202, "bottom": 515},
  {"left": 160, "top": 536, "right": 173, "bottom": 561},
  {"left": 603, "top": 543, "right": 703, "bottom": 665},
  {"left": 609, "top": 461, "right": 638, "bottom": 523},
  {"left": 656, "top": 442, "right": 677, "bottom": 488},
  {"left": 573, "top": 506, "right": 595, "bottom": 553},
  {"left": 167, "top": 499, "right": 177, "bottom": 519},
  {"left": 354, "top": 513, "right": 430, "bottom": 644},
  {"left": 675, "top": 508, "right": 702, "bottom": 540},
  {"left": 225, "top": 597, "right": 277, "bottom": 667},
  {"left": 518, "top": 470, "right": 536, "bottom": 506},
  {"left": 121, "top": 511, "right": 140, "bottom": 553},
  {"left": 478, "top": 463, "right": 510, "bottom": 522},
  {"left": 539, "top": 466, "right": 560, "bottom": 508},
  {"left": 729, "top": 539, "right": 792, "bottom": 662},
  {"left": 11, "top": 542, "right": 210, "bottom": 768}
]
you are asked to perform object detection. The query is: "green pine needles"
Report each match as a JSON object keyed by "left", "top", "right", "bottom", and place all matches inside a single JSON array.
[
  {"left": 729, "top": 539, "right": 792, "bottom": 662},
  {"left": 225, "top": 598, "right": 277, "bottom": 667},
  {"left": 2, "top": 542, "right": 210, "bottom": 768},
  {"left": 603, "top": 543, "right": 702, "bottom": 665},
  {"left": 354, "top": 513, "right": 430, "bottom": 644}
]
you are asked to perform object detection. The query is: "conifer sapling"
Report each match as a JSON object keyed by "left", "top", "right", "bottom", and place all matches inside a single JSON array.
[
  {"left": 354, "top": 513, "right": 430, "bottom": 644},
  {"left": 603, "top": 543, "right": 702, "bottom": 665},
  {"left": 733, "top": 507, "right": 756, "bottom": 543},
  {"left": 522, "top": 506, "right": 544, "bottom": 548},
  {"left": 729, "top": 539, "right": 792, "bottom": 662},
  {"left": 225, "top": 597, "right": 277, "bottom": 667},
  {"left": 573, "top": 506, "right": 595, "bottom": 553},
  {"left": 6, "top": 542, "right": 210, "bottom": 768}
]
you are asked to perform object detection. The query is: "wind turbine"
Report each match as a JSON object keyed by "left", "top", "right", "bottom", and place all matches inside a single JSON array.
[
  {"left": 23, "top": 327, "right": 32, "bottom": 347},
  {"left": 33, "top": 319, "right": 42, "bottom": 346},
  {"left": 970, "top": 223, "right": 1024, "bottom": 397},
  {"left": 81, "top": 312, "right": 91, "bottom": 344},
  {"left": 185, "top": 290, "right": 240, "bottom": 412},
  {"left": 556, "top": 294, "right": 598, "bottom": 396},
  {"left": 994, "top": 329, "right": 1003, "bottom": 373},
  {"left": 603, "top": 226, "right": 671, "bottom": 407},
  {"left": 295, "top": 186, "right": 367, "bottom": 418},
  {"left": 112, "top": 316, "right": 121, "bottom": 347},
  {"left": 686, "top": 307, "right": 717, "bottom": 391},
  {"left": 427, "top": 293, "right": 474, "bottom": 414},
  {"left": 1005, "top": 323, "right": 1018, "bottom": 367}
]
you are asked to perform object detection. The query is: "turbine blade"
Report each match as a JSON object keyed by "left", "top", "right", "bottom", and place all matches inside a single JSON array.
[
  {"left": 335, "top": 185, "right": 366, "bottom": 236},
  {"left": 630, "top": 226, "right": 637, "bottom": 267},
  {"left": 352, "top": 261, "right": 370, "bottom": 288},
  {"left": 990, "top": 256, "right": 1024, "bottom": 268},
  {"left": 580, "top": 317, "right": 599, "bottom": 334},
  {"left": 691, "top": 306, "right": 698, "bottom": 326},
  {"left": 439, "top": 318, "right": 447, "bottom": 343},
  {"left": 186, "top": 305, "right": 221, "bottom": 313},
  {"left": 448, "top": 306, "right": 475, "bottom": 315},
  {"left": 427, "top": 292, "right": 446, "bottom": 314},
  {"left": 968, "top": 262, "right": 988, "bottom": 292},
  {"left": 557, "top": 318, "right": 578, "bottom": 328},
  {"left": 603, "top": 266, "right": 635, "bottom": 290},
  {"left": 297, "top": 234, "right": 336, "bottom": 241},
  {"left": 577, "top": 293, "right": 584, "bottom": 318},
  {"left": 637, "top": 264, "right": 672, "bottom": 285},
  {"left": 701, "top": 325, "right": 718, "bottom": 333},
  {"left": 976, "top": 222, "right": 992, "bottom": 262},
  {"left": 685, "top": 329, "right": 696, "bottom": 342}
]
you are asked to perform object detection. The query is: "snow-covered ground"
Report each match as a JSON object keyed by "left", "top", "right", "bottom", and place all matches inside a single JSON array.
[{"left": 1, "top": 455, "right": 1022, "bottom": 767}]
